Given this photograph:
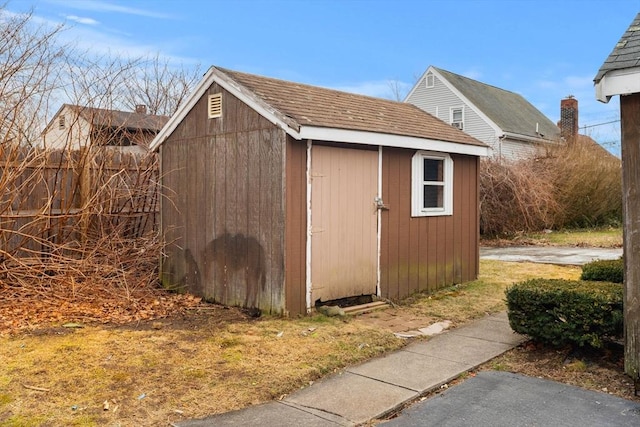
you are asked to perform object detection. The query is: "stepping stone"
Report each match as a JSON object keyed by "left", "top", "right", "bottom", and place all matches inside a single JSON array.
[
  {"left": 418, "top": 320, "right": 452, "bottom": 336},
  {"left": 394, "top": 330, "right": 423, "bottom": 339}
]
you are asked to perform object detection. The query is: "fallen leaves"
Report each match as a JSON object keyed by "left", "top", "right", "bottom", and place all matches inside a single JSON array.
[{"left": 0, "top": 278, "right": 203, "bottom": 335}]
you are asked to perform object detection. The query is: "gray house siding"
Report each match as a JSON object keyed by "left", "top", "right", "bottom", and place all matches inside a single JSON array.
[
  {"left": 407, "top": 73, "right": 499, "bottom": 155},
  {"left": 406, "top": 67, "right": 560, "bottom": 162},
  {"left": 500, "top": 139, "right": 540, "bottom": 160}
]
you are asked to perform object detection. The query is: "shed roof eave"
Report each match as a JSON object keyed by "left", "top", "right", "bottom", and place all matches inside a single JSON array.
[
  {"left": 299, "top": 126, "right": 490, "bottom": 157},
  {"left": 595, "top": 68, "right": 640, "bottom": 103}
]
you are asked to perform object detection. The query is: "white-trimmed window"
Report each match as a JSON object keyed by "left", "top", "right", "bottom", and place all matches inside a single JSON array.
[
  {"left": 450, "top": 107, "right": 464, "bottom": 130},
  {"left": 426, "top": 73, "right": 435, "bottom": 88},
  {"left": 411, "top": 151, "right": 453, "bottom": 217}
]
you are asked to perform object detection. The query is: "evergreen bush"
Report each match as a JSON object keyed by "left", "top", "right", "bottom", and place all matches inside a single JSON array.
[
  {"left": 505, "top": 278, "right": 623, "bottom": 348},
  {"left": 580, "top": 258, "right": 623, "bottom": 283}
]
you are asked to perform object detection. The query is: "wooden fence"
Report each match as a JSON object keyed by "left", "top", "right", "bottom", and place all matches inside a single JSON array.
[{"left": 0, "top": 147, "right": 159, "bottom": 260}]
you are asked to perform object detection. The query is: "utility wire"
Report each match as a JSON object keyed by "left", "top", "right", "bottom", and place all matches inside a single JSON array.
[{"left": 580, "top": 119, "right": 620, "bottom": 130}]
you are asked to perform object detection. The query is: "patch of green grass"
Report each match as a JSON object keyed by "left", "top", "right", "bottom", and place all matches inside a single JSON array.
[
  {"left": 1, "top": 415, "right": 50, "bottom": 427},
  {"left": 55, "top": 344, "right": 82, "bottom": 354},
  {"left": 218, "top": 336, "right": 243, "bottom": 348},
  {"left": 109, "top": 371, "right": 132, "bottom": 383},
  {"left": 0, "top": 392, "right": 13, "bottom": 406},
  {"left": 306, "top": 314, "right": 336, "bottom": 324},
  {"left": 522, "top": 228, "right": 622, "bottom": 248},
  {"left": 67, "top": 414, "right": 100, "bottom": 427},
  {"left": 222, "top": 349, "right": 243, "bottom": 363},
  {"left": 565, "top": 360, "right": 588, "bottom": 372},
  {"left": 182, "top": 367, "right": 208, "bottom": 380},
  {"left": 491, "top": 362, "right": 508, "bottom": 371}
]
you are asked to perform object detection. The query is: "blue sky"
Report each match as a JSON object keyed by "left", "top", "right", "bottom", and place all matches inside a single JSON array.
[{"left": 7, "top": 0, "right": 640, "bottom": 154}]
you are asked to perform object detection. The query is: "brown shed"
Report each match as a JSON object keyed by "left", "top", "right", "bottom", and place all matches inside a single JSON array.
[{"left": 150, "top": 66, "right": 489, "bottom": 316}]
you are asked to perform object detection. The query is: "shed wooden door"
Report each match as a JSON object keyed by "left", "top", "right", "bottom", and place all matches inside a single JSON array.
[{"left": 310, "top": 145, "right": 378, "bottom": 303}]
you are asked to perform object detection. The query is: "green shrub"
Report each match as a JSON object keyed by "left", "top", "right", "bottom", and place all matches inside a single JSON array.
[
  {"left": 505, "top": 279, "right": 623, "bottom": 348},
  {"left": 580, "top": 258, "right": 623, "bottom": 283}
]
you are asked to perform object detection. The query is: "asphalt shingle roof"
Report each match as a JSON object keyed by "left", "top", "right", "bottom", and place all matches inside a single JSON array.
[
  {"left": 217, "top": 67, "right": 486, "bottom": 148},
  {"left": 66, "top": 104, "right": 169, "bottom": 132},
  {"left": 594, "top": 13, "right": 640, "bottom": 82},
  {"left": 433, "top": 67, "right": 560, "bottom": 141}
]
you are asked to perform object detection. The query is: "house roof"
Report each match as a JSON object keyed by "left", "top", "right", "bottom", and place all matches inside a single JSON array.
[
  {"left": 150, "top": 66, "right": 489, "bottom": 156},
  {"left": 594, "top": 13, "right": 640, "bottom": 102},
  {"left": 431, "top": 67, "right": 560, "bottom": 141},
  {"left": 576, "top": 134, "right": 619, "bottom": 161},
  {"left": 51, "top": 104, "right": 169, "bottom": 132}
]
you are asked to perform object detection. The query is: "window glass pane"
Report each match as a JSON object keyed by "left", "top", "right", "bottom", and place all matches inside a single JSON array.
[
  {"left": 423, "top": 185, "right": 443, "bottom": 208},
  {"left": 452, "top": 108, "right": 462, "bottom": 122},
  {"left": 423, "top": 158, "right": 443, "bottom": 182}
]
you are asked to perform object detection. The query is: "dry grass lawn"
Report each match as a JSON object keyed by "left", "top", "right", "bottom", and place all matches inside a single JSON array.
[
  {"left": 0, "top": 228, "right": 632, "bottom": 426},
  {"left": 1, "top": 260, "right": 581, "bottom": 427},
  {"left": 1, "top": 310, "right": 402, "bottom": 426}
]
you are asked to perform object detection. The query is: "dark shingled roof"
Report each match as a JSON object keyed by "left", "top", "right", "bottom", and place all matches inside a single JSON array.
[
  {"left": 595, "top": 13, "right": 640, "bottom": 82},
  {"left": 66, "top": 104, "right": 169, "bottom": 132},
  {"left": 217, "top": 67, "right": 486, "bottom": 148},
  {"left": 433, "top": 67, "right": 560, "bottom": 141}
]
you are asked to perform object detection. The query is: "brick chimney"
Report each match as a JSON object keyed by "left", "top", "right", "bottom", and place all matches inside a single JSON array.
[
  {"left": 560, "top": 96, "right": 578, "bottom": 141},
  {"left": 135, "top": 104, "right": 147, "bottom": 114}
]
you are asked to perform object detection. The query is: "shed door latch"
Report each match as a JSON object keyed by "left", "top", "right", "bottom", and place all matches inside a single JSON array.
[{"left": 374, "top": 197, "right": 389, "bottom": 211}]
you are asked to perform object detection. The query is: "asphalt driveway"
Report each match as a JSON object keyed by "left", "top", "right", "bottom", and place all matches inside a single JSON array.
[{"left": 380, "top": 371, "right": 640, "bottom": 427}]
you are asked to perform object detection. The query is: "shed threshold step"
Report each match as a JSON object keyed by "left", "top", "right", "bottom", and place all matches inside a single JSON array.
[{"left": 342, "top": 301, "right": 389, "bottom": 316}]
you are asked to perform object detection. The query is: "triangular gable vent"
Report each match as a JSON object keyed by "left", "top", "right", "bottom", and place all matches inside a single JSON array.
[{"left": 208, "top": 93, "right": 222, "bottom": 119}]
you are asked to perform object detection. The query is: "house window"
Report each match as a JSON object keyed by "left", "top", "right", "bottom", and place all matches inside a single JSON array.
[
  {"left": 450, "top": 107, "right": 464, "bottom": 130},
  {"left": 426, "top": 73, "right": 434, "bottom": 88},
  {"left": 411, "top": 151, "right": 453, "bottom": 217},
  {"left": 58, "top": 115, "right": 65, "bottom": 130}
]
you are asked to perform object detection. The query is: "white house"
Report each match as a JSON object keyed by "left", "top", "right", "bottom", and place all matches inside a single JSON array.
[{"left": 405, "top": 66, "right": 561, "bottom": 161}]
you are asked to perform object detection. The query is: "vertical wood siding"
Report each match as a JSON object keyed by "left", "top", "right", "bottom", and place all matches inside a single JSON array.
[
  {"left": 284, "top": 136, "right": 307, "bottom": 315},
  {"left": 380, "top": 147, "right": 479, "bottom": 300},
  {"left": 620, "top": 93, "right": 640, "bottom": 379},
  {"left": 160, "top": 83, "right": 286, "bottom": 314}
]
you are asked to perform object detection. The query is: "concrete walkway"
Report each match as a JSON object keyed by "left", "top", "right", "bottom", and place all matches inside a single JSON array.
[
  {"left": 480, "top": 245, "right": 622, "bottom": 265},
  {"left": 177, "top": 312, "right": 526, "bottom": 426}
]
